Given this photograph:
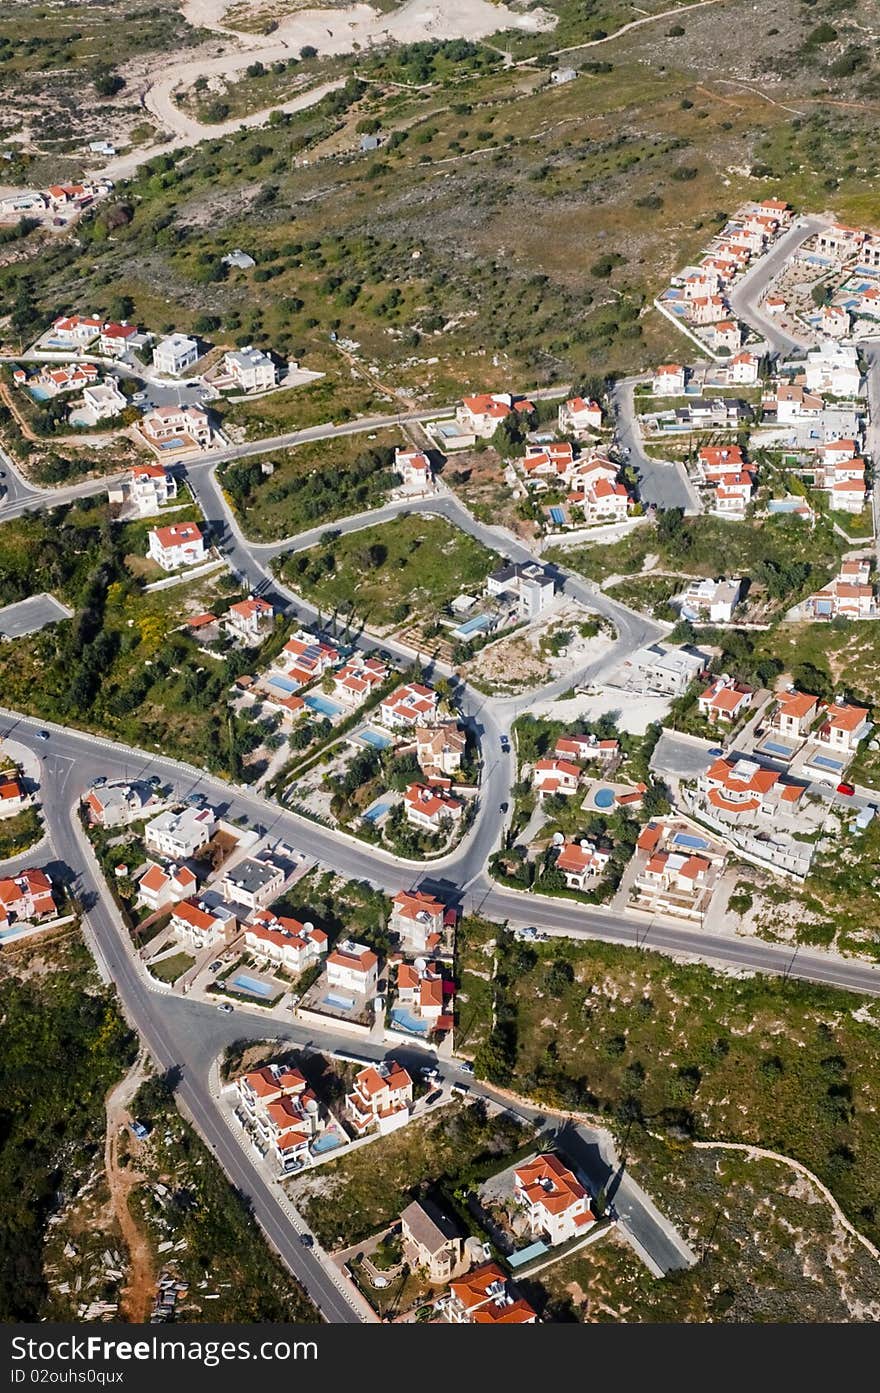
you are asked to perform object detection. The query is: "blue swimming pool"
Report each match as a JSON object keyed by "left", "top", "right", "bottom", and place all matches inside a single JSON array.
[
  {"left": 0, "top": 925, "right": 30, "bottom": 942},
  {"left": 305, "top": 693, "right": 343, "bottom": 718},
  {"left": 231, "top": 973, "right": 274, "bottom": 998},
  {"left": 363, "top": 800, "right": 392, "bottom": 824},
  {"left": 268, "top": 673, "right": 300, "bottom": 694},
  {"left": 359, "top": 727, "right": 392, "bottom": 750},
  {"left": 390, "top": 1006, "right": 430, "bottom": 1036},
  {"left": 159, "top": 438, "right": 186, "bottom": 450},
  {"left": 810, "top": 754, "right": 844, "bottom": 772},
  {"left": 549, "top": 506, "right": 566, "bottom": 525},
  {"left": 311, "top": 1130, "right": 343, "bottom": 1155},
  {"left": 27, "top": 385, "right": 51, "bottom": 401},
  {"left": 323, "top": 991, "right": 355, "bottom": 1011},
  {"left": 761, "top": 739, "right": 792, "bottom": 757},
  {"left": 455, "top": 614, "right": 491, "bottom": 638},
  {"left": 670, "top": 832, "right": 710, "bottom": 851},
  {"left": 593, "top": 787, "right": 615, "bottom": 809}
]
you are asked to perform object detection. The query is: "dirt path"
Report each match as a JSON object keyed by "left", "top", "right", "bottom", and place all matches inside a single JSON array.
[
  {"left": 104, "top": 1053, "right": 156, "bottom": 1324},
  {"left": 692, "top": 1139, "right": 880, "bottom": 1266}
]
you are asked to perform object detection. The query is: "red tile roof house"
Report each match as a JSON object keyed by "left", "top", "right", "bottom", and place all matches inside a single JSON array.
[
  {"left": 416, "top": 721, "right": 466, "bottom": 777},
  {"left": 50, "top": 313, "right": 103, "bottom": 345},
  {"left": 234, "top": 1065, "right": 323, "bottom": 1173},
  {"left": 636, "top": 849, "right": 712, "bottom": 900},
  {"left": 0, "top": 868, "right": 56, "bottom": 930},
  {"left": 695, "top": 444, "right": 746, "bottom": 481},
  {"left": 435, "top": 1263, "right": 537, "bottom": 1325},
  {"left": 277, "top": 630, "right": 341, "bottom": 687},
  {"left": 698, "top": 677, "right": 753, "bottom": 723},
  {"left": 224, "top": 596, "right": 275, "bottom": 645},
  {"left": 326, "top": 938, "right": 379, "bottom": 997},
  {"left": 556, "top": 734, "right": 619, "bottom": 765},
  {"left": 455, "top": 392, "right": 535, "bottom": 439},
  {"left": 168, "top": 897, "right": 235, "bottom": 951},
  {"left": 809, "top": 702, "right": 872, "bottom": 757},
  {"left": 136, "top": 862, "right": 198, "bottom": 912},
  {"left": 698, "top": 756, "right": 807, "bottom": 824},
  {"left": 244, "top": 912, "right": 327, "bottom": 972},
  {"left": 122, "top": 462, "right": 178, "bottom": 515},
  {"left": 379, "top": 682, "right": 440, "bottom": 730},
  {"left": 729, "top": 351, "right": 759, "bottom": 386},
  {"left": 331, "top": 655, "right": 387, "bottom": 707},
  {"left": 772, "top": 690, "right": 820, "bottom": 740},
  {"left": 652, "top": 363, "right": 686, "bottom": 395},
  {"left": 555, "top": 840, "right": 611, "bottom": 890},
  {"left": 99, "top": 321, "right": 140, "bottom": 357},
  {"left": 533, "top": 758, "right": 581, "bottom": 799},
  {"left": 558, "top": 396, "right": 602, "bottom": 436},
  {"left": 394, "top": 447, "right": 435, "bottom": 494},
  {"left": 139, "top": 404, "right": 212, "bottom": 454},
  {"left": 403, "top": 782, "right": 464, "bottom": 832},
  {"left": 513, "top": 1154, "right": 596, "bottom": 1246},
  {"left": 147, "top": 522, "right": 206, "bottom": 572},
  {"left": 395, "top": 962, "right": 453, "bottom": 1032},
  {"left": 345, "top": 1061, "right": 413, "bottom": 1137},
  {"left": 389, "top": 889, "right": 446, "bottom": 953},
  {"left": 0, "top": 777, "right": 28, "bottom": 819}
]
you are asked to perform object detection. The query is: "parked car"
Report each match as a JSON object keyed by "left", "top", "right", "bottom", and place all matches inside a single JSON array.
[
  {"left": 499, "top": 802, "right": 509, "bottom": 814},
  {"left": 300, "top": 1233, "right": 314, "bottom": 1249},
  {"left": 209, "top": 960, "right": 222, "bottom": 973},
  {"left": 837, "top": 782, "right": 856, "bottom": 796},
  {"left": 148, "top": 774, "right": 162, "bottom": 787},
  {"left": 216, "top": 1002, "right": 234, "bottom": 1013},
  {"left": 92, "top": 776, "right": 107, "bottom": 788},
  {"left": 459, "top": 1061, "right": 475, "bottom": 1076}
]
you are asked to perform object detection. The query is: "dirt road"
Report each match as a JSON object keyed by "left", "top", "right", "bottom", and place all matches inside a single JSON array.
[{"left": 104, "top": 1054, "right": 156, "bottom": 1324}]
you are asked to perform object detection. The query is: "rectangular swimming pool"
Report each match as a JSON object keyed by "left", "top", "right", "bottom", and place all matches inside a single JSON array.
[
  {"left": 231, "top": 973, "right": 274, "bottom": 998},
  {"left": 390, "top": 1006, "right": 430, "bottom": 1036},
  {"left": 670, "top": 832, "right": 710, "bottom": 851},
  {"left": 760, "top": 739, "right": 794, "bottom": 757},
  {"left": 359, "top": 727, "right": 392, "bottom": 750},
  {"left": 323, "top": 992, "right": 355, "bottom": 1011},
  {"left": 268, "top": 673, "right": 300, "bottom": 694},
  {"left": 363, "top": 800, "right": 392, "bottom": 823},
  {"left": 304, "top": 693, "right": 343, "bottom": 718},
  {"left": 454, "top": 614, "right": 491, "bottom": 638}
]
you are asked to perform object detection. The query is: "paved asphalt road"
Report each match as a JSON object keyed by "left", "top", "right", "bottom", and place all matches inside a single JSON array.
[
  {"left": 0, "top": 591, "right": 72, "bottom": 638},
  {"left": 727, "top": 215, "right": 828, "bottom": 352},
  {"left": 610, "top": 378, "right": 699, "bottom": 512}
]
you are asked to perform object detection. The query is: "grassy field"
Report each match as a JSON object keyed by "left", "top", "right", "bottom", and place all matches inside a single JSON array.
[
  {"left": 279, "top": 514, "right": 495, "bottom": 629},
  {"left": 0, "top": 935, "right": 135, "bottom": 1320},
  {"left": 0, "top": 497, "right": 287, "bottom": 777},
  {"left": 475, "top": 932, "right": 880, "bottom": 1252},
  {"left": 218, "top": 361, "right": 389, "bottom": 438},
  {"left": 555, "top": 513, "right": 842, "bottom": 591},
  {"left": 219, "top": 427, "right": 405, "bottom": 541},
  {"left": 149, "top": 951, "right": 195, "bottom": 984},
  {"left": 289, "top": 1100, "right": 531, "bottom": 1249},
  {"left": 0, "top": 806, "right": 43, "bottom": 859}
]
